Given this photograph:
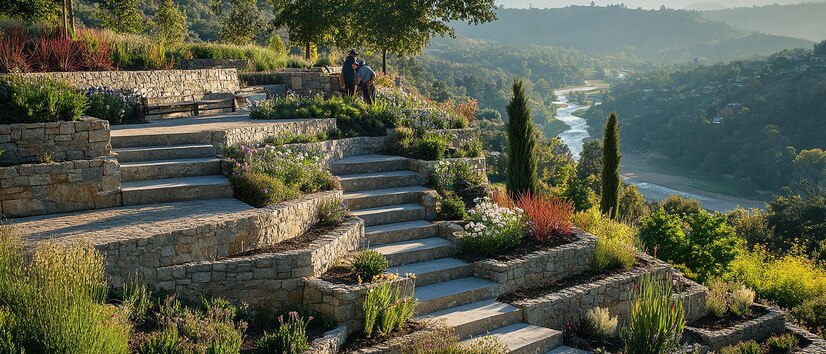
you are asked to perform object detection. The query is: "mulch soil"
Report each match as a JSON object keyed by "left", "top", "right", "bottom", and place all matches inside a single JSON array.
[
  {"left": 498, "top": 257, "right": 653, "bottom": 303},
  {"left": 457, "top": 232, "right": 580, "bottom": 263},
  {"left": 219, "top": 224, "right": 338, "bottom": 260},
  {"left": 567, "top": 336, "right": 625, "bottom": 353},
  {"left": 338, "top": 321, "right": 426, "bottom": 353},
  {"left": 689, "top": 305, "right": 770, "bottom": 331},
  {"left": 320, "top": 265, "right": 361, "bottom": 285}
]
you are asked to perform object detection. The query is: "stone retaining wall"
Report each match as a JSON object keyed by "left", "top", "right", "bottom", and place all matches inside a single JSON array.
[
  {"left": 288, "top": 136, "right": 388, "bottom": 164},
  {"left": 155, "top": 218, "right": 363, "bottom": 308},
  {"left": 278, "top": 68, "right": 341, "bottom": 97},
  {"left": 685, "top": 305, "right": 785, "bottom": 352},
  {"left": 676, "top": 275, "right": 708, "bottom": 322},
  {"left": 786, "top": 323, "right": 826, "bottom": 354},
  {"left": 0, "top": 117, "right": 111, "bottom": 165},
  {"left": 177, "top": 59, "right": 250, "bottom": 70},
  {"left": 512, "top": 254, "right": 673, "bottom": 330},
  {"left": 308, "top": 325, "right": 349, "bottom": 354},
  {"left": 102, "top": 190, "right": 342, "bottom": 286},
  {"left": 218, "top": 118, "right": 337, "bottom": 147},
  {"left": 0, "top": 157, "right": 121, "bottom": 218},
  {"left": 410, "top": 157, "right": 487, "bottom": 183},
  {"left": 303, "top": 276, "right": 415, "bottom": 335},
  {"left": 474, "top": 230, "right": 596, "bottom": 294},
  {"left": 13, "top": 69, "right": 239, "bottom": 98}
]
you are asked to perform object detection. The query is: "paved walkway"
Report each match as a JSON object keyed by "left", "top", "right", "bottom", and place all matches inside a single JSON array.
[
  {"left": 111, "top": 112, "right": 326, "bottom": 137},
  {"left": 12, "top": 198, "right": 255, "bottom": 244}
]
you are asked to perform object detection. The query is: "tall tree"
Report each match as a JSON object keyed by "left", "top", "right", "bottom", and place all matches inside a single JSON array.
[
  {"left": 356, "top": 0, "right": 497, "bottom": 74},
  {"left": 506, "top": 79, "right": 539, "bottom": 196},
  {"left": 0, "top": 0, "right": 60, "bottom": 24},
  {"left": 215, "top": 0, "right": 261, "bottom": 45},
  {"left": 271, "top": 0, "right": 343, "bottom": 60},
  {"left": 154, "top": 0, "right": 187, "bottom": 47},
  {"left": 600, "top": 112, "right": 621, "bottom": 218},
  {"left": 97, "top": 0, "right": 145, "bottom": 34}
]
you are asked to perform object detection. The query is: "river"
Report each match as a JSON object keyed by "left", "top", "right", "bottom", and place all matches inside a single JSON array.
[{"left": 553, "top": 83, "right": 766, "bottom": 212}]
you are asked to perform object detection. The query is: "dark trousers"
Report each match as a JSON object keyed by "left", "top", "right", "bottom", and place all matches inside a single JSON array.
[
  {"left": 360, "top": 83, "right": 375, "bottom": 104},
  {"left": 344, "top": 84, "right": 355, "bottom": 96}
]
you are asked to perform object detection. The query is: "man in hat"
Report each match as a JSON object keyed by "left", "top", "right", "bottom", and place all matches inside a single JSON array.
[
  {"left": 339, "top": 49, "right": 359, "bottom": 96},
  {"left": 353, "top": 60, "right": 376, "bottom": 104}
]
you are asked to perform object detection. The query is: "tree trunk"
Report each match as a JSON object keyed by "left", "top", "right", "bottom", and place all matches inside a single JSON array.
[
  {"left": 62, "top": 0, "right": 69, "bottom": 38},
  {"left": 305, "top": 42, "right": 311, "bottom": 60},
  {"left": 382, "top": 49, "right": 387, "bottom": 74},
  {"left": 68, "top": 0, "right": 76, "bottom": 37}
]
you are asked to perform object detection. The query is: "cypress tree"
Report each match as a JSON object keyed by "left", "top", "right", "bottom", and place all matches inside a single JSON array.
[
  {"left": 506, "top": 79, "right": 539, "bottom": 196},
  {"left": 600, "top": 112, "right": 621, "bottom": 218}
]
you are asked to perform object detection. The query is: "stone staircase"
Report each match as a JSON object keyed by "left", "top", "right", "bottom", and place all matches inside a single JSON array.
[
  {"left": 332, "top": 155, "right": 564, "bottom": 354},
  {"left": 113, "top": 132, "right": 232, "bottom": 206}
]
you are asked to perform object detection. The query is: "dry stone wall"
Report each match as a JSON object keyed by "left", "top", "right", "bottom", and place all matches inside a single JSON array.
[
  {"left": 278, "top": 68, "right": 341, "bottom": 97},
  {"left": 474, "top": 230, "right": 596, "bottom": 294},
  {"left": 0, "top": 117, "right": 111, "bottom": 165},
  {"left": 0, "top": 157, "right": 120, "bottom": 218},
  {"left": 410, "top": 157, "right": 486, "bottom": 183},
  {"left": 218, "top": 118, "right": 336, "bottom": 147},
  {"left": 155, "top": 218, "right": 363, "bottom": 308},
  {"left": 685, "top": 305, "right": 785, "bottom": 352},
  {"left": 287, "top": 136, "right": 388, "bottom": 164},
  {"left": 13, "top": 69, "right": 239, "bottom": 98}
]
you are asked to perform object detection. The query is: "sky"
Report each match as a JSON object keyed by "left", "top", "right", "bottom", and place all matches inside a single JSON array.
[{"left": 496, "top": 0, "right": 826, "bottom": 10}]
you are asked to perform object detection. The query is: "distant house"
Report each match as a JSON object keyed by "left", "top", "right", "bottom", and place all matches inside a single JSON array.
[{"left": 712, "top": 117, "right": 724, "bottom": 125}]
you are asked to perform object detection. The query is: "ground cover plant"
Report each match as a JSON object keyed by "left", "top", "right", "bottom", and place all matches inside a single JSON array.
[
  {"left": 574, "top": 208, "right": 638, "bottom": 273},
  {"left": 431, "top": 160, "right": 488, "bottom": 219},
  {"left": 84, "top": 86, "right": 144, "bottom": 124},
  {"left": 402, "top": 326, "right": 508, "bottom": 354},
  {"left": 0, "top": 76, "right": 89, "bottom": 123},
  {"left": 459, "top": 196, "right": 527, "bottom": 257},
  {"left": 225, "top": 145, "right": 339, "bottom": 207}
]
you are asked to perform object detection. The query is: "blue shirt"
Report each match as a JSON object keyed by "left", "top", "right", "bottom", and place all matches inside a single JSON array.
[{"left": 356, "top": 65, "right": 375, "bottom": 85}]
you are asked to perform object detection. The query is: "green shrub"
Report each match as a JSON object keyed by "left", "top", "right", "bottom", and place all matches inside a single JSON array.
[
  {"left": 729, "top": 247, "right": 826, "bottom": 309},
  {"left": 766, "top": 333, "right": 799, "bottom": 353},
  {"left": 440, "top": 194, "right": 468, "bottom": 220},
  {"left": 231, "top": 172, "right": 300, "bottom": 208},
  {"left": 706, "top": 280, "right": 729, "bottom": 318},
  {"left": 720, "top": 341, "right": 761, "bottom": 354},
  {"left": 257, "top": 311, "right": 311, "bottom": 354},
  {"left": 85, "top": 87, "right": 143, "bottom": 124},
  {"left": 239, "top": 72, "right": 285, "bottom": 87},
  {"left": 317, "top": 198, "right": 349, "bottom": 227},
  {"left": 285, "top": 56, "right": 312, "bottom": 69},
  {"left": 413, "top": 133, "right": 448, "bottom": 160},
  {"left": 187, "top": 43, "right": 284, "bottom": 71},
  {"left": 0, "top": 227, "right": 131, "bottom": 354},
  {"left": 139, "top": 325, "right": 184, "bottom": 354},
  {"left": 362, "top": 276, "right": 415, "bottom": 338},
  {"left": 314, "top": 56, "right": 332, "bottom": 67},
  {"left": 730, "top": 285, "right": 756, "bottom": 317},
  {"left": 593, "top": 236, "right": 636, "bottom": 273},
  {"left": 458, "top": 139, "right": 483, "bottom": 158},
  {"left": 353, "top": 250, "right": 389, "bottom": 281},
  {"left": 622, "top": 274, "right": 685, "bottom": 354},
  {"left": 0, "top": 76, "right": 89, "bottom": 123},
  {"left": 791, "top": 294, "right": 826, "bottom": 333}
]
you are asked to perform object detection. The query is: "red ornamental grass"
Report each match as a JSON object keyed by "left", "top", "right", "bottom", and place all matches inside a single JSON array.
[
  {"left": 0, "top": 28, "right": 29, "bottom": 73},
  {"left": 516, "top": 192, "right": 573, "bottom": 243}
]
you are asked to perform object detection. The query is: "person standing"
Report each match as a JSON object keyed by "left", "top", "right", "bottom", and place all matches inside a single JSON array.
[
  {"left": 353, "top": 60, "right": 376, "bottom": 104},
  {"left": 339, "top": 49, "right": 359, "bottom": 96}
]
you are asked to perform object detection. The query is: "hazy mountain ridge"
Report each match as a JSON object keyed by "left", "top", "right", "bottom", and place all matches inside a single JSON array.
[
  {"left": 452, "top": 6, "right": 813, "bottom": 63},
  {"left": 701, "top": 3, "right": 826, "bottom": 42}
]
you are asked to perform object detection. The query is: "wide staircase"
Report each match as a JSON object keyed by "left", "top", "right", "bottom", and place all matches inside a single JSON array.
[
  {"left": 332, "top": 155, "right": 573, "bottom": 354},
  {"left": 113, "top": 131, "right": 232, "bottom": 206}
]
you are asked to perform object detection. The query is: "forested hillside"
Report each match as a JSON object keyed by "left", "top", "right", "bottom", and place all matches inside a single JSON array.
[
  {"left": 584, "top": 46, "right": 826, "bottom": 192},
  {"left": 701, "top": 3, "right": 826, "bottom": 42},
  {"left": 451, "top": 5, "right": 813, "bottom": 62}
]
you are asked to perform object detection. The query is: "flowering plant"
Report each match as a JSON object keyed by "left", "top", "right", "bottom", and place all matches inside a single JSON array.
[
  {"left": 257, "top": 311, "right": 312, "bottom": 354},
  {"left": 84, "top": 86, "right": 143, "bottom": 124},
  {"left": 459, "top": 197, "right": 526, "bottom": 257}
]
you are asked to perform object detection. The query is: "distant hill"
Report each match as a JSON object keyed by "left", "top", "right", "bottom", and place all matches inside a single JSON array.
[
  {"left": 701, "top": 3, "right": 826, "bottom": 42},
  {"left": 452, "top": 6, "right": 813, "bottom": 63}
]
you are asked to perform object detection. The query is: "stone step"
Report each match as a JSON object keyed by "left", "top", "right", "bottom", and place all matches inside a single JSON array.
[
  {"left": 112, "top": 132, "right": 212, "bottom": 148},
  {"left": 387, "top": 258, "right": 472, "bottom": 287},
  {"left": 365, "top": 220, "right": 438, "bottom": 246},
  {"left": 415, "top": 277, "right": 499, "bottom": 315},
  {"left": 415, "top": 299, "right": 523, "bottom": 340},
  {"left": 121, "top": 158, "right": 222, "bottom": 182},
  {"left": 330, "top": 154, "right": 410, "bottom": 175},
  {"left": 351, "top": 204, "right": 426, "bottom": 227},
  {"left": 115, "top": 144, "right": 217, "bottom": 163},
  {"left": 338, "top": 171, "right": 423, "bottom": 193},
  {"left": 343, "top": 186, "right": 428, "bottom": 210},
  {"left": 372, "top": 237, "right": 456, "bottom": 268},
  {"left": 461, "top": 323, "right": 563, "bottom": 354},
  {"left": 546, "top": 346, "right": 591, "bottom": 354},
  {"left": 121, "top": 175, "right": 233, "bottom": 206}
]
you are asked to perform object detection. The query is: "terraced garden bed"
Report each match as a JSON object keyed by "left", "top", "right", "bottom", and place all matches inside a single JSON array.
[{"left": 684, "top": 304, "right": 785, "bottom": 352}]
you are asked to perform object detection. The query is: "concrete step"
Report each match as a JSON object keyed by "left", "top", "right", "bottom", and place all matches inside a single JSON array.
[
  {"left": 387, "top": 258, "right": 472, "bottom": 287},
  {"left": 365, "top": 220, "right": 438, "bottom": 246},
  {"left": 415, "top": 277, "right": 499, "bottom": 315},
  {"left": 112, "top": 132, "right": 212, "bottom": 148},
  {"left": 338, "top": 171, "right": 423, "bottom": 193},
  {"left": 330, "top": 154, "right": 410, "bottom": 175},
  {"left": 122, "top": 175, "right": 233, "bottom": 206},
  {"left": 115, "top": 144, "right": 216, "bottom": 163},
  {"left": 461, "top": 323, "right": 563, "bottom": 354},
  {"left": 546, "top": 346, "right": 591, "bottom": 354},
  {"left": 372, "top": 237, "right": 456, "bottom": 267},
  {"left": 343, "top": 186, "right": 428, "bottom": 210},
  {"left": 351, "top": 204, "right": 426, "bottom": 227},
  {"left": 121, "top": 158, "right": 221, "bottom": 182},
  {"left": 415, "top": 299, "right": 523, "bottom": 340}
]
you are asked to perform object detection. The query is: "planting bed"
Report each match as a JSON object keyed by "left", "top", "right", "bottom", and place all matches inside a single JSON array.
[
  {"left": 338, "top": 321, "right": 427, "bottom": 353},
  {"left": 786, "top": 323, "right": 826, "bottom": 354},
  {"left": 684, "top": 304, "right": 785, "bottom": 352}
]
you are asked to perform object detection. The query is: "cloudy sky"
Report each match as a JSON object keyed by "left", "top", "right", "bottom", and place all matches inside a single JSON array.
[{"left": 496, "top": 0, "right": 826, "bottom": 10}]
